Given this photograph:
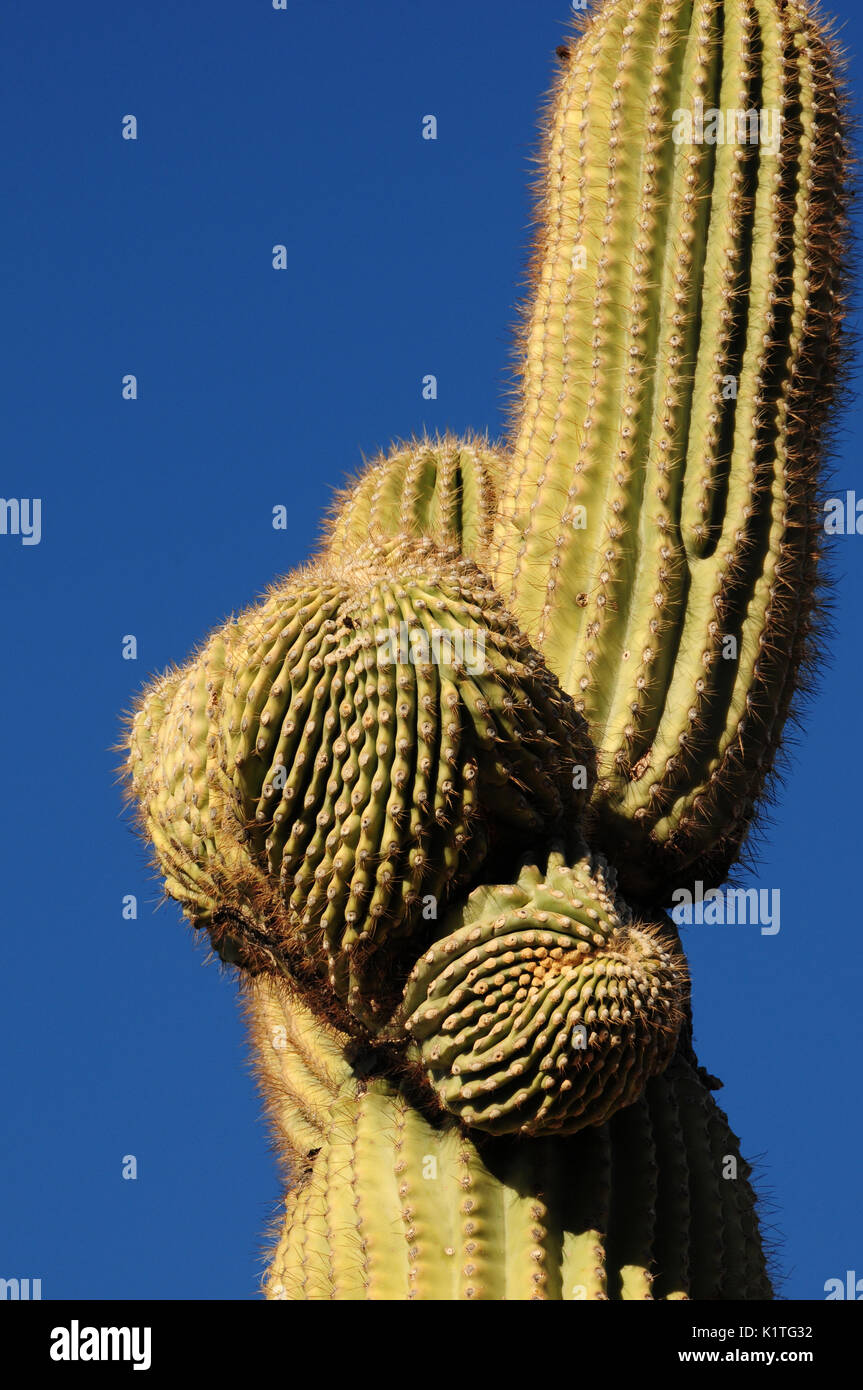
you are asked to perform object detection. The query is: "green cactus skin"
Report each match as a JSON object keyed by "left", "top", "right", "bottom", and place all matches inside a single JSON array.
[
  {"left": 323, "top": 434, "right": 503, "bottom": 561},
  {"left": 249, "top": 973, "right": 769, "bottom": 1301},
  {"left": 121, "top": 0, "right": 849, "bottom": 1301},
  {"left": 403, "top": 849, "right": 688, "bottom": 1137},
  {"left": 126, "top": 537, "right": 594, "bottom": 1027},
  {"left": 489, "top": 0, "right": 848, "bottom": 898}
]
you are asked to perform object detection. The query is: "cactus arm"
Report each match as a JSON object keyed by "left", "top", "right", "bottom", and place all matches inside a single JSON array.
[{"left": 489, "top": 0, "right": 848, "bottom": 895}]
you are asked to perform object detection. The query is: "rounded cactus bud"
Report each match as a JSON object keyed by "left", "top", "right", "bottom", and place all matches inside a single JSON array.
[
  {"left": 125, "top": 538, "right": 595, "bottom": 1027},
  {"left": 403, "top": 849, "right": 688, "bottom": 1136},
  {"left": 323, "top": 433, "right": 503, "bottom": 561}
]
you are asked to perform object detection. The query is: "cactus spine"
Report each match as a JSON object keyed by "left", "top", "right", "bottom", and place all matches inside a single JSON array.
[{"left": 122, "top": 0, "right": 847, "bottom": 1299}]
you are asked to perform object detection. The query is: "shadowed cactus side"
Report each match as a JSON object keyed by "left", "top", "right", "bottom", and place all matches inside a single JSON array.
[{"left": 122, "top": 0, "right": 848, "bottom": 1299}]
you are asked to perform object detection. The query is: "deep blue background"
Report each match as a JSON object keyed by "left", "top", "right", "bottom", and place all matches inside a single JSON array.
[{"left": 1, "top": 0, "right": 860, "bottom": 1300}]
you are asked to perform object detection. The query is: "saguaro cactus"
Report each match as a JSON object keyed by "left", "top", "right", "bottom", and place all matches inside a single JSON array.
[{"left": 123, "top": 0, "right": 848, "bottom": 1299}]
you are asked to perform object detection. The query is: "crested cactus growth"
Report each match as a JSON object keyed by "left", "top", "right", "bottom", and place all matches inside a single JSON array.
[
  {"left": 489, "top": 0, "right": 848, "bottom": 897},
  {"left": 122, "top": 0, "right": 848, "bottom": 1299}
]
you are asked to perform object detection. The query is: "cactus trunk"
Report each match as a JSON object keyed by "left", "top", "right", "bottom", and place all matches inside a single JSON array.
[{"left": 250, "top": 973, "right": 770, "bottom": 1300}]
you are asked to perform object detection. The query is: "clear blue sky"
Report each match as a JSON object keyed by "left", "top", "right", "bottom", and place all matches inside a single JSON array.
[{"left": 2, "top": 0, "right": 860, "bottom": 1300}]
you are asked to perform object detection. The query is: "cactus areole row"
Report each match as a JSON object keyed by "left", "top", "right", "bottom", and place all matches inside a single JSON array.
[{"left": 123, "top": 0, "right": 849, "bottom": 1300}]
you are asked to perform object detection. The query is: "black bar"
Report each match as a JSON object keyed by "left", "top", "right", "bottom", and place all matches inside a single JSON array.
[{"left": 1, "top": 1297, "right": 858, "bottom": 1376}]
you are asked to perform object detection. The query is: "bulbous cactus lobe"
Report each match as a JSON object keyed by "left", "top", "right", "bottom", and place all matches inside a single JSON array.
[
  {"left": 490, "top": 0, "right": 848, "bottom": 896},
  {"left": 403, "top": 850, "right": 688, "bottom": 1136},
  {"left": 126, "top": 536, "right": 595, "bottom": 1026},
  {"left": 324, "top": 433, "right": 503, "bottom": 560}
]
